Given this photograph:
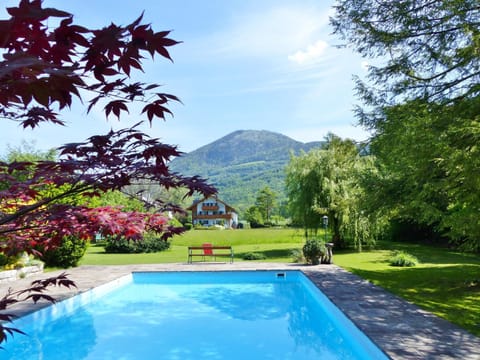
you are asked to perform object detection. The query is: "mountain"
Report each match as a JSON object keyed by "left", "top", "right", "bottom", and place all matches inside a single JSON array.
[{"left": 170, "top": 130, "right": 323, "bottom": 212}]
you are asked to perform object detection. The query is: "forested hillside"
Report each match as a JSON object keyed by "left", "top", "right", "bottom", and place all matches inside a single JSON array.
[{"left": 170, "top": 130, "right": 323, "bottom": 212}]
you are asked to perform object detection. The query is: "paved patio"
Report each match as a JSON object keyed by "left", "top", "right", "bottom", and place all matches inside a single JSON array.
[{"left": 1, "top": 262, "right": 479, "bottom": 359}]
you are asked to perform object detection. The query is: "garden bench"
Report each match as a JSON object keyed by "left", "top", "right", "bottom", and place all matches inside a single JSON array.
[{"left": 188, "top": 244, "right": 234, "bottom": 263}]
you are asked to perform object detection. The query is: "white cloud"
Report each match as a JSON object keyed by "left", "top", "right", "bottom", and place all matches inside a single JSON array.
[
  {"left": 288, "top": 40, "right": 329, "bottom": 65},
  {"left": 209, "top": 5, "right": 331, "bottom": 59}
]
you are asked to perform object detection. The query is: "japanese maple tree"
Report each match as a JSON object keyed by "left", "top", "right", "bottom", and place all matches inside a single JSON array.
[
  {"left": 0, "top": 0, "right": 216, "bottom": 254},
  {"left": 0, "top": 0, "right": 215, "bottom": 343}
]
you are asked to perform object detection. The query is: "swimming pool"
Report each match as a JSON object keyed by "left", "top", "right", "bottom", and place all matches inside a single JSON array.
[{"left": 4, "top": 271, "right": 388, "bottom": 359}]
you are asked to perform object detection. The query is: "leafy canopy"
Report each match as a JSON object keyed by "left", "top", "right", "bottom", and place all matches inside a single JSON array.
[
  {"left": 331, "top": 0, "right": 480, "bottom": 251},
  {"left": 331, "top": 0, "right": 480, "bottom": 126}
]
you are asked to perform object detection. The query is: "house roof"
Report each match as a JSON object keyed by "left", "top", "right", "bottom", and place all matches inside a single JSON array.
[{"left": 187, "top": 195, "right": 237, "bottom": 213}]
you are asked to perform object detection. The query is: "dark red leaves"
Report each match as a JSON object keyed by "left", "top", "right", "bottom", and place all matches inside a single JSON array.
[
  {"left": 7, "top": 0, "right": 71, "bottom": 21},
  {"left": 0, "top": 272, "right": 76, "bottom": 346},
  {"left": 157, "top": 92, "right": 182, "bottom": 103},
  {"left": 120, "top": 82, "right": 146, "bottom": 100},
  {"left": 105, "top": 100, "right": 129, "bottom": 119},
  {"left": 52, "top": 18, "right": 89, "bottom": 62},
  {"left": 126, "top": 14, "right": 180, "bottom": 61},
  {"left": 30, "top": 272, "right": 76, "bottom": 290},
  {"left": 140, "top": 93, "right": 181, "bottom": 123},
  {"left": 1, "top": 0, "right": 181, "bottom": 128},
  {"left": 22, "top": 107, "right": 63, "bottom": 128},
  {"left": 0, "top": 326, "right": 26, "bottom": 348},
  {"left": 143, "top": 143, "right": 182, "bottom": 165},
  {"left": 141, "top": 100, "right": 173, "bottom": 123},
  {"left": 0, "top": 124, "right": 216, "bottom": 253},
  {"left": 0, "top": 1, "right": 218, "bottom": 347}
]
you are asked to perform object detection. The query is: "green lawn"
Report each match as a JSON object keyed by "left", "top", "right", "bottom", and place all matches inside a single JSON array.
[
  {"left": 334, "top": 242, "right": 480, "bottom": 337},
  {"left": 80, "top": 228, "right": 480, "bottom": 337},
  {"left": 80, "top": 228, "right": 306, "bottom": 265}
]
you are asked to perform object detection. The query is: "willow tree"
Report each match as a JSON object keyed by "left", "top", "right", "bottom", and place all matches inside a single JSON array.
[
  {"left": 285, "top": 149, "right": 325, "bottom": 238},
  {"left": 286, "top": 135, "right": 378, "bottom": 249}
]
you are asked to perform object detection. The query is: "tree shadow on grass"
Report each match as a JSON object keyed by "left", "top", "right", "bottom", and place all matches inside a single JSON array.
[
  {"left": 236, "top": 248, "right": 295, "bottom": 260},
  {"left": 337, "top": 241, "right": 480, "bottom": 266},
  {"left": 376, "top": 241, "right": 480, "bottom": 265}
]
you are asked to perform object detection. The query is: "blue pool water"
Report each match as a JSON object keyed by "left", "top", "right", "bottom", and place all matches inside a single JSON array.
[{"left": 4, "top": 271, "right": 388, "bottom": 359}]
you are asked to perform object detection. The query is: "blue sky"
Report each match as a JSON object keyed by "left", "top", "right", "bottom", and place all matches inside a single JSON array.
[{"left": 1, "top": 0, "right": 370, "bottom": 154}]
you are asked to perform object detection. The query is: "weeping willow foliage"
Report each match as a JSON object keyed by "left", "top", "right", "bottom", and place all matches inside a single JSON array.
[
  {"left": 286, "top": 135, "right": 381, "bottom": 250},
  {"left": 285, "top": 149, "right": 326, "bottom": 238}
]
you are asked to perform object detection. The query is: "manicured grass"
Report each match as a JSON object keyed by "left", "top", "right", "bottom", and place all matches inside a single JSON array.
[
  {"left": 80, "top": 228, "right": 480, "bottom": 337},
  {"left": 334, "top": 242, "right": 480, "bottom": 337},
  {"left": 80, "top": 228, "right": 306, "bottom": 265}
]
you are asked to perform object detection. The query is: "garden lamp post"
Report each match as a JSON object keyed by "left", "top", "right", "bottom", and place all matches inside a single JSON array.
[
  {"left": 322, "top": 215, "right": 333, "bottom": 264},
  {"left": 322, "top": 215, "right": 328, "bottom": 243}
]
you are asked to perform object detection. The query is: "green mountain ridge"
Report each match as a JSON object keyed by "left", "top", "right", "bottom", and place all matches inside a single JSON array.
[{"left": 170, "top": 130, "right": 324, "bottom": 212}]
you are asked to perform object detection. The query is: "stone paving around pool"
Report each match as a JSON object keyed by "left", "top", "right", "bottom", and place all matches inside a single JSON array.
[{"left": 1, "top": 262, "right": 479, "bottom": 360}]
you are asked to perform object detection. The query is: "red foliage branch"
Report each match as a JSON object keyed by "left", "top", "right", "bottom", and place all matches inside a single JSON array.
[
  {"left": 0, "top": 0, "right": 217, "bottom": 347},
  {"left": 0, "top": 0, "right": 181, "bottom": 127},
  {"left": 0, "top": 273, "right": 76, "bottom": 346},
  {"left": 0, "top": 124, "right": 216, "bottom": 255},
  {"left": 0, "top": 1, "right": 216, "bottom": 255}
]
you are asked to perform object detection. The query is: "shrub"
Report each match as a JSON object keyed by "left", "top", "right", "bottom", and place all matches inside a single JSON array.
[
  {"left": 0, "top": 253, "right": 9, "bottom": 267},
  {"left": 389, "top": 250, "right": 419, "bottom": 267},
  {"left": 302, "top": 238, "right": 326, "bottom": 265},
  {"left": 41, "top": 236, "right": 88, "bottom": 268},
  {"left": 104, "top": 234, "right": 171, "bottom": 253},
  {"left": 242, "top": 252, "right": 267, "bottom": 260},
  {"left": 0, "top": 253, "right": 25, "bottom": 270},
  {"left": 103, "top": 237, "right": 133, "bottom": 253}
]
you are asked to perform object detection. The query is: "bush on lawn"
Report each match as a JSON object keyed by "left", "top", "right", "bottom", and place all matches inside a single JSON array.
[
  {"left": 389, "top": 250, "right": 419, "bottom": 267},
  {"left": 302, "top": 238, "right": 326, "bottom": 265},
  {"left": 104, "top": 233, "right": 170, "bottom": 253},
  {"left": 40, "top": 236, "right": 88, "bottom": 268},
  {"left": 242, "top": 252, "right": 267, "bottom": 260}
]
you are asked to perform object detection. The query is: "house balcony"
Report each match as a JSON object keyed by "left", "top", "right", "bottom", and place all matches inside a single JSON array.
[{"left": 202, "top": 205, "right": 219, "bottom": 210}]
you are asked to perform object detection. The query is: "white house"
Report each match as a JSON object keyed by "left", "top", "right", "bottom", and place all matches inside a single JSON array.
[{"left": 187, "top": 196, "right": 238, "bottom": 229}]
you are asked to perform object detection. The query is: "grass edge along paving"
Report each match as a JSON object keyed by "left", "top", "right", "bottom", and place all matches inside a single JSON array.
[
  {"left": 80, "top": 228, "right": 480, "bottom": 337},
  {"left": 333, "top": 242, "right": 480, "bottom": 338}
]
